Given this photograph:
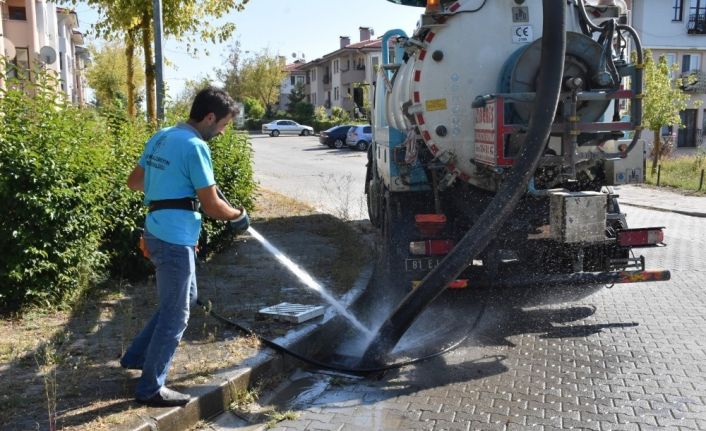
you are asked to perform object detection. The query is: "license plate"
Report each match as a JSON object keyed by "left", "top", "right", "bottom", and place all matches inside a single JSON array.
[{"left": 405, "top": 257, "right": 441, "bottom": 272}]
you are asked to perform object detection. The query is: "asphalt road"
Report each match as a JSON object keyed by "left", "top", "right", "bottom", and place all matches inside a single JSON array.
[{"left": 251, "top": 134, "right": 369, "bottom": 221}]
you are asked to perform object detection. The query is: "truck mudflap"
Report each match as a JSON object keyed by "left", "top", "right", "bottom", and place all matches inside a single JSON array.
[{"left": 470, "top": 269, "right": 671, "bottom": 289}]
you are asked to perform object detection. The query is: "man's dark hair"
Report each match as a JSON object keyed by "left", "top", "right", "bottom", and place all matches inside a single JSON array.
[{"left": 189, "top": 86, "right": 238, "bottom": 122}]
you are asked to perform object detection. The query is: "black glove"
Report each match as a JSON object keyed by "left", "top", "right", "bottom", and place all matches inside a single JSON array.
[{"left": 228, "top": 209, "right": 250, "bottom": 234}]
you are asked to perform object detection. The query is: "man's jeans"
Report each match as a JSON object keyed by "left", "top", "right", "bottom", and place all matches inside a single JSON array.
[{"left": 121, "top": 230, "right": 197, "bottom": 399}]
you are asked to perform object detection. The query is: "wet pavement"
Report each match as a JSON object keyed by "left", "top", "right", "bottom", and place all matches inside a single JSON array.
[
  {"left": 195, "top": 185, "right": 706, "bottom": 431},
  {"left": 124, "top": 185, "right": 706, "bottom": 430}
]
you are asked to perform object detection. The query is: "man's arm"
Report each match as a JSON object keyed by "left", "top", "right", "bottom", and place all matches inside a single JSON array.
[
  {"left": 197, "top": 185, "right": 243, "bottom": 221},
  {"left": 127, "top": 165, "right": 145, "bottom": 192}
]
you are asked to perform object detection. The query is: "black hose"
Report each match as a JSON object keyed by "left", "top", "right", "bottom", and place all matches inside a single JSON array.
[
  {"left": 196, "top": 297, "right": 486, "bottom": 376},
  {"left": 602, "top": 23, "right": 644, "bottom": 158},
  {"left": 359, "top": 0, "right": 567, "bottom": 367}
]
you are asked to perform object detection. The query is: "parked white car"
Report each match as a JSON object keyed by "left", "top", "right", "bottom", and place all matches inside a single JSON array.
[{"left": 261, "top": 120, "right": 314, "bottom": 137}]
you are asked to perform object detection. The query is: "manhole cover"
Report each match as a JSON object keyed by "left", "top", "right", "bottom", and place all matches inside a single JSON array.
[{"left": 258, "top": 303, "right": 326, "bottom": 323}]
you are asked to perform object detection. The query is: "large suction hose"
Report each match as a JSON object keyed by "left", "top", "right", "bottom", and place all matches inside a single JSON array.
[{"left": 360, "top": 0, "right": 567, "bottom": 367}]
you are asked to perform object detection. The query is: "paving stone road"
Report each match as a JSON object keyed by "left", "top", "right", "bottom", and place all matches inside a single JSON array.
[{"left": 265, "top": 207, "right": 706, "bottom": 431}]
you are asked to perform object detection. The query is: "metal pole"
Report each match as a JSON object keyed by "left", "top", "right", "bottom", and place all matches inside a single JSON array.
[
  {"left": 153, "top": 0, "right": 165, "bottom": 123},
  {"left": 657, "top": 164, "right": 661, "bottom": 186},
  {"left": 699, "top": 169, "right": 704, "bottom": 191}
]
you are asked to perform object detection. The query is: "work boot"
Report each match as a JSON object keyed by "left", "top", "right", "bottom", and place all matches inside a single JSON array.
[{"left": 136, "top": 387, "right": 191, "bottom": 407}]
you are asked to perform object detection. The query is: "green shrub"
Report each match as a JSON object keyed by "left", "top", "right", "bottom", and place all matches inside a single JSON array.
[
  {"left": 0, "top": 68, "right": 256, "bottom": 310},
  {"left": 201, "top": 127, "right": 257, "bottom": 252},
  {"left": 0, "top": 75, "right": 114, "bottom": 308}
]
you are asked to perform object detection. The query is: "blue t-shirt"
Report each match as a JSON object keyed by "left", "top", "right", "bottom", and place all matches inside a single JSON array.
[{"left": 139, "top": 123, "right": 216, "bottom": 246}]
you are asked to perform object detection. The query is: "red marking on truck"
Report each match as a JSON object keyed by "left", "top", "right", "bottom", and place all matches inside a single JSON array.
[
  {"left": 425, "top": 31, "right": 436, "bottom": 43},
  {"left": 413, "top": 91, "right": 420, "bottom": 103},
  {"left": 416, "top": 113, "right": 425, "bottom": 125},
  {"left": 419, "top": 49, "right": 427, "bottom": 61},
  {"left": 414, "top": 70, "right": 422, "bottom": 82},
  {"left": 430, "top": 144, "right": 439, "bottom": 154},
  {"left": 423, "top": 130, "right": 432, "bottom": 141},
  {"left": 449, "top": 2, "right": 461, "bottom": 12}
]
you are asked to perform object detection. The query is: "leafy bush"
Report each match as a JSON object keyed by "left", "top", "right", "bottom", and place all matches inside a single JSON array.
[
  {"left": 243, "top": 96, "right": 264, "bottom": 120},
  {"left": 201, "top": 127, "right": 257, "bottom": 253},
  {"left": 0, "top": 74, "right": 114, "bottom": 308},
  {"left": 0, "top": 67, "right": 256, "bottom": 310}
]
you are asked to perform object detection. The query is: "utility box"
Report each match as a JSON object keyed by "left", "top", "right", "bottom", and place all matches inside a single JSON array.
[
  {"left": 603, "top": 139, "right": 645, "bottom": 185},
  {"left": 550, "top": 191, "right": 607, "bottom": 244}
]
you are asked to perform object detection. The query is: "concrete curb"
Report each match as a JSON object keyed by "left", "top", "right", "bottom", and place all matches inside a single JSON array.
[
  {"left": 621, "top": 201, "right": 706, "bottom": 218},
  {"left": 119, "top": 262, "right": 374, "bottom": 431}
]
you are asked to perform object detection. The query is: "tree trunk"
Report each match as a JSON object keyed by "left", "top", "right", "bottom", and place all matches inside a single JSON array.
[
  {"left": 126, "top": 28, "right": 136, "bottom": 118},
  {"left": 651, "top": 129, "right": 661, "bottom": 175},
  {"left": 141, "top": 9, "right": 156, "bottom": 125}
]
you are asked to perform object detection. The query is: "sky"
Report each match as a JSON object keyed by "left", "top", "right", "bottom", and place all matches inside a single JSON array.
[{"left": 75, "top": 0, "right": 425, "bottom": 99}]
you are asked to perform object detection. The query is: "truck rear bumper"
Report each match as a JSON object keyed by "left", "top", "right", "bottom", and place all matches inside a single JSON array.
[{"left": 472, "top": 269, "right": 671, "bottom": 289}]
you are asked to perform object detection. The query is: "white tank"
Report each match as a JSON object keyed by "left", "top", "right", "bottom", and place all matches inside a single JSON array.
[{"left": 385, "top": 0, "right": 625, "bottom": 187}]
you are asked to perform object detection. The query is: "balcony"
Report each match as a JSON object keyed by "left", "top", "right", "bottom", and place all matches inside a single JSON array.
[
  {"left": 340, "top": 66, "right": 366, "bottom": 85},
  {"left": 681, "top": 70, "right": 706, "bottom": 93},
  {"left": 322, "top": 74, "right": 331, "bottom": 85},
  {"left": 687, "top": 14, "right": 706, "bottom": 34}
]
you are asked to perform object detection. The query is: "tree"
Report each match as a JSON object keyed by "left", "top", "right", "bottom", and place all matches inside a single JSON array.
[
  {"left": 86, "top": 42, "right": 145, "bottom": 108},
  {"left": 219, "top": 39, "right": 244, "bottom": 102},
  {"left": 239, "top": 49, "right": 287, "bottom": 116},
  {"left": 287, "top": 82, "right": 306, "bottom": 113},
  {"left": 642, "top": 50, "right": 693, "bottom": 174},
  {"left": 68, "top": 0, "right": 250, "bottom": 123}
]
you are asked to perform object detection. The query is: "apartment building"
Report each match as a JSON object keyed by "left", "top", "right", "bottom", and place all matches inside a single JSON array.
[
  {"left": 1, "top": 0, "right": 88, "bottom": 104},
  {"left": 632, "top": 0, "right": 706, "bottom": 148},
  {"left": 300, "top": 27, "right": 385, "bottom": 117}
]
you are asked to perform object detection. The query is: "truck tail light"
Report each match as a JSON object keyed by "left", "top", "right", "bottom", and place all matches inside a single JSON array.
[
  {"left": 426, "top": 0, "right": 441, "bottom": 13},
  {"left": 409, "top": 239, "right": 455, "bottom": 256},
  {"left": 415, "top": 214, "right": 446, "bottom": 237},
  {"left": 617, "top": 227, "right": 665, "bottom": 247}
]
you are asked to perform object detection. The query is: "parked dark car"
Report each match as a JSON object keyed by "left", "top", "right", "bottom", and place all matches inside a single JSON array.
[{"left": 319, "top": 125, "right": 353, "bottom": 149}]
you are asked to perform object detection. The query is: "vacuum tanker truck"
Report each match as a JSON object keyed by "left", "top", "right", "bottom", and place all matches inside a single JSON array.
[{"left": 361, "top": 0, "right": 671, "bottom": 362}]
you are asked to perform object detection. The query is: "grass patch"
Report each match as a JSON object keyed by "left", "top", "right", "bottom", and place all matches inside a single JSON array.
[
  {"left": 266, "top": 410, "right": 299, "bottom": 428},
  {"left": 646, "top": 152, "right": 706, "bottom": 194}
]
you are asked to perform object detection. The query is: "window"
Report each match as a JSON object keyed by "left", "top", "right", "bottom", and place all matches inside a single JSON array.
[
  {"left": 312, "top": 69, "right": 316, "bottom": 81},
  {"left": 682, "top": 53, "right": 701, "bottom": 72},
  {"left": 290, "top": 76, "right": 295, "bottom": 85},
  {"left": 371, "top": 56, "right": 379, "bottom": 72},
  {"left": 6, "top": 47, "right": 30, "bottom": 80},
  {"left": 688, "top": 0, "right": 706, "bottom": 33},
  {"left": 334, "top": 86, "right": 339, "bottom": 101},
  {"left": 674, "top": 0, "right": 684, "bottom": 21},
  {"left": 8, "top": 6, "right": 27, "bottom": 20},
  {"left": 295, "top": 75, "right": 304, "bottom": 85},
  {"left": 333, "top": 60, "right": 339, "bottom": 74},
  {"left": 311, "top": 92, "right": 316, "bottom": 104}
]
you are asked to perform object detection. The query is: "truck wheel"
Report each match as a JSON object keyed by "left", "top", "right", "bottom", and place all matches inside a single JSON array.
[
  {"left": 366, "top": 145, "right": 382, "bottom": 227},
  {"left": 380, "top": 192, "right": 416, "bottom": 292}
]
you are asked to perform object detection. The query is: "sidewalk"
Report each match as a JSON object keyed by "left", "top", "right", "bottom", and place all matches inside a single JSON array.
[
  {"left": 0, "top": 191, "right": 375, "bottom": 431},
  {"left": 614, "top": 184, "right": 706, "bottom": 218}
]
